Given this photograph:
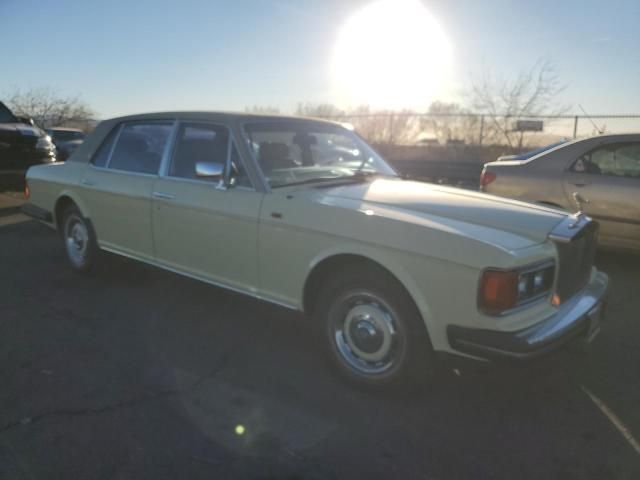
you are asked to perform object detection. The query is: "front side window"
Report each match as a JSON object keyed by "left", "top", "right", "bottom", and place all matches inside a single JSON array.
[
  {"left": 169, "top": 123, "right": 251, "bottom": 187},
  {"left": 614, "top": 143, "right": 640, "bottom": 178},
  {"left": 571, "top": 143, "right": 640, "bottom": 179},
  {"left": 108, "top": 122, "right": 172, "bottom": 174},
  {"left": 243, "top": 121, "right": 397, "bottom": 188},
  {"left": 169, "top": 123, "right": 228, "bottom": 181}
]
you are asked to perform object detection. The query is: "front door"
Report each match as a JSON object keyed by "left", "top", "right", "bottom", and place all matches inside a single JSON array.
[
  {"left": 563, "top": 141, "right": 640, "bottom": 249},
  {"left": 80, "top": 121, "right": 174, "bottom": 260},
  {"left": 152, "top": 122, "right": 262, "bottom": 291}
]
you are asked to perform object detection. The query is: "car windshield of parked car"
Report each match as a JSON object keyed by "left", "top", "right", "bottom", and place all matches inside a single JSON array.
[
  {"left": 0, "top": 102, "right": 16, "bottom": 123},
  {"left": 243, "top": 121, "right": 397, "bottom": 188}
]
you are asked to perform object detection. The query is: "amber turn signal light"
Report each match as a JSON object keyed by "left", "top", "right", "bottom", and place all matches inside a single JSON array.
[{"left": 478, "top": 270, "right": 519, "bottom": 315}]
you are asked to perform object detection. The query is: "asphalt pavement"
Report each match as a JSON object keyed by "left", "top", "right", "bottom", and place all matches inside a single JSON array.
[{"left": 1, "top": 193, "right": 639, "bottom": 479}]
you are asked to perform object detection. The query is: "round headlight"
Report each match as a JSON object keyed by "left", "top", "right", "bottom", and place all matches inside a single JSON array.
[{"left": 35, "top": 136, "right": 54, "bottom": 150}]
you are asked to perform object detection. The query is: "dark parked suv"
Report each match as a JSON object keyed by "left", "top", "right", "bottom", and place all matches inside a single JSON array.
[{"left": 0, "top": 101, "right": 56, "bottom": 175}]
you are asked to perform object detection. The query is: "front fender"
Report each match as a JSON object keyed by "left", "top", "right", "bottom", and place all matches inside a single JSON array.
[{"left": 307, "top": 243, "right": 438, "bottom": 339}]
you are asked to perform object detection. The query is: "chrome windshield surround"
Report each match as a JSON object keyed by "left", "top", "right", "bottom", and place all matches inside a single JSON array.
[{"left": 548, "top": 212, "right": 593, "bottom": 243}]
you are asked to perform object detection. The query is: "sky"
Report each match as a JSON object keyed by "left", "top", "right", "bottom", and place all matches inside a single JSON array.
[{"left": 1, "top": 0, "right": 639, "bottom": 119}]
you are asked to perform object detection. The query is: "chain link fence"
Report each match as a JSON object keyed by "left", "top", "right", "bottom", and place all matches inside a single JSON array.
[
  {"left": 314, "top": 113, "right": 640, "bottom": 188},
  {"left": 319, "top": 113, "right": 640, "bottom": 146}
]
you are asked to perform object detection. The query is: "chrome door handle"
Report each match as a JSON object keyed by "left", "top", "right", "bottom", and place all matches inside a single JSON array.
[
  {"left": 81, "top": 179, "right": 96, "bottom": 186},
  {"left": 152, "top": 191, "right": 175, "bottom": 200},
  {"left": 571, "top": 182, "right": 589, "bottom": 187}
]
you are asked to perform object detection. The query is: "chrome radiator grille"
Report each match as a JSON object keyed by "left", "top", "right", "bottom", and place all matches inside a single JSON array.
[{"left": 552, "top": 219, "right": 598, "bottom": 303}]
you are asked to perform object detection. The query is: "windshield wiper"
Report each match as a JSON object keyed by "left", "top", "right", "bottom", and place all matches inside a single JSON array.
[
  {"left": 271, "top": 172, "right": 379, "bottom": 189},
  {"left": 271, "top": 176, "right": 347, "bottom": 188}
]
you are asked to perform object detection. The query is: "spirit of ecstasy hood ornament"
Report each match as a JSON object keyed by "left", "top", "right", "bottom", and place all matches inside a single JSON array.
[{"left": 573, "top": 192, "right": 589, "bottom": 214}]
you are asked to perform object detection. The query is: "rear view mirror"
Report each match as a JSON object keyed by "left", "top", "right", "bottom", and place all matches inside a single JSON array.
[{"left": 195, "top": 161, "right": 224, "bottom": 178}]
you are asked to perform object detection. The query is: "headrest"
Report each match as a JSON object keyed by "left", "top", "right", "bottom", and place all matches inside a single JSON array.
[
  {"left": 259, "top": 142, "right": 290, "bottom": 161},
  {"left": 293, "top": 132, "right": 318, "bottom": 146}
]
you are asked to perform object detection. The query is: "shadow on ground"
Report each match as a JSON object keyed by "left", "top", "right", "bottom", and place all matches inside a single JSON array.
[{"left": 0, "top": 221, "right": 638, "bottom": 479}]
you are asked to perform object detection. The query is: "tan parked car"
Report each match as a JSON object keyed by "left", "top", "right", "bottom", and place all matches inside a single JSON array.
[
  {"left": 23, "top": 112, "right": 608, "bottom": 388},
  {"left": 481, "top": 134, "right": 640, "bottom": 252}
]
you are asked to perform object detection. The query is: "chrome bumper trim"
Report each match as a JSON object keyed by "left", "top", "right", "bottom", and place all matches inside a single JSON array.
[{"left": 448, "top": 271, "right": 609, "bottom": 360}]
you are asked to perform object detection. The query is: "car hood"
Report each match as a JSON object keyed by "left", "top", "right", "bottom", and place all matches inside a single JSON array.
[
  {"left": 0, "top": 122, "right": 45, "bottom": 138},
  {"left": 310, "top": 178, "right": 565, "bottom": 246}
]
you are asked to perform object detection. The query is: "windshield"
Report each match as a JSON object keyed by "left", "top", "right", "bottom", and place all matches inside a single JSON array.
[
  {"left": 244, "top": 121, "right": 397, "bottom": 188},
  {"left": 521, "top": 140, "right": 568, "bottom": 159},
  {"left": 0, "top": 102, "right": 16, "bottom": 123}
]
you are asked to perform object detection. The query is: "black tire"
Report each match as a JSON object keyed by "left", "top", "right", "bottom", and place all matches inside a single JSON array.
[
  {"left": 60, "top": 204, "right": 99, "bottom": 272},
  {"left": 313, "top": 264, "right": 436, "bottom": 389}
]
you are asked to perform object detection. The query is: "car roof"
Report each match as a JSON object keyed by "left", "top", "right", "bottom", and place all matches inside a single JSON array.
[
  {"left": 104, "top": 111, "right": 344, "bottom": 127},
  {"left": 570, "top": 133, "right": 640, "bottom": 145},
  {"left": 68, "top": 111, "right": 348, "bottom": 165},
  {"left": 525, "top": 133, "right": 640, "bottom": 160}
]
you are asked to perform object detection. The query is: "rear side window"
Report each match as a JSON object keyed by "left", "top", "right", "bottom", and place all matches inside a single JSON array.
[
  {"left": 108, "top": 123, "right": 172, "bottom": 174},
  {"left": 91, "top": 127, "right": 119, "bottom": 168}
]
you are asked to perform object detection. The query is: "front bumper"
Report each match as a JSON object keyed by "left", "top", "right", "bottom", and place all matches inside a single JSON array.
[{"left": 448, "top": 271, "right": 609, "bottom": 361}]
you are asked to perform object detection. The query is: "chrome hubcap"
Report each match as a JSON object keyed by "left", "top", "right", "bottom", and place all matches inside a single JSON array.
[
  {"left": 65, "top": 216, "right": 89, "bottom": 267},
  {"left": 332, "top": 292, "right": 403, "bottom": 375}
]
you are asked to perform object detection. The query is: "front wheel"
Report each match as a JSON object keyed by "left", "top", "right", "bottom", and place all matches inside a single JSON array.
[
  {"left": 314, "top": 265, "right": 435, "bottom": 389},
  {"left": 61, "top": 205, "right": 99, "bottom": 272}
]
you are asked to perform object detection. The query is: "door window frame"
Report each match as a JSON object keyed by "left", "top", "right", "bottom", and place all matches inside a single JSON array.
[{"left": 89, "top": 120, "right": 177, "bottom": 178}]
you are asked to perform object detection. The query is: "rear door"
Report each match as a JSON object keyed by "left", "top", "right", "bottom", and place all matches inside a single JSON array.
[
  {"left": 563, "top": 142, "right": 640, "bottom": 249},
  {"left": 80, "top": 121, "right": 174, "bottom": 260},
  {"left": 151, "top": 121, "right": 263, "bottom": 290}
]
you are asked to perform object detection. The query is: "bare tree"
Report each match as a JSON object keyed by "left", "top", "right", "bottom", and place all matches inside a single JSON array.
[
  {"left": 422, "top": 102, "right": 481, "bottom": 145},
  {"left": 4, "top": 87, "right": 95, "bottom": 129},
  {"left": 470, "top": 59, "right": 569, "bottom": 149},
  {"left": 244, "top": 105, "right": 281, "bottom": 114},
  {"left": 294, "top": 103, "right": 421, "bottom": 145},
  {"left": 295, "top": 102, "right": 344, "bottom": 118}
]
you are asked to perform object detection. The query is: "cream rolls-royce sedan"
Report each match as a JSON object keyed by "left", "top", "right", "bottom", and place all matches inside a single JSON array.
[{"left": 23, "top": 112, "right": 609, "bottom": 388}]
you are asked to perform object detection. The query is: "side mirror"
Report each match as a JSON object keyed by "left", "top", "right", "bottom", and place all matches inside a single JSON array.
[{"left": 195, "top": 161, "right": 224, "bottom": 179}]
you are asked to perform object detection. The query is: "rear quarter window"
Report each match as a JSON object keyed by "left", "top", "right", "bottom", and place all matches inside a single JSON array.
[{"left": 91, "top": 126, "right": 120, "bottom": 168}]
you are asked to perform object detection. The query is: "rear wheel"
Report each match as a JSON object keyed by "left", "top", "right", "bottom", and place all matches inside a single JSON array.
[
  {"left": 314, "top": 265, "right": 435, "bottom": 389},
  {"left": 61, "top": 205, "right": 98, "bottom": 272}
]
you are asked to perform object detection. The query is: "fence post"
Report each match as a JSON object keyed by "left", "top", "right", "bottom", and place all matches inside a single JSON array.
[
  {"left": 573, "top": 116, "right": 579, "bottom": 138},
  {"left": 478, "top": 115, "right": 485, "bottom": 145}
]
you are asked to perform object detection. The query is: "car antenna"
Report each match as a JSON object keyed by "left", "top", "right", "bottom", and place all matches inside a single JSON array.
[{"left": 578, "top": 104, "right": 604, "bottom": 135}]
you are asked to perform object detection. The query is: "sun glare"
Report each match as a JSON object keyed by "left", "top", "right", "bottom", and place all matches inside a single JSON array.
[{"left": 332, "top": 0, "right": 453, "bottom": 109}]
